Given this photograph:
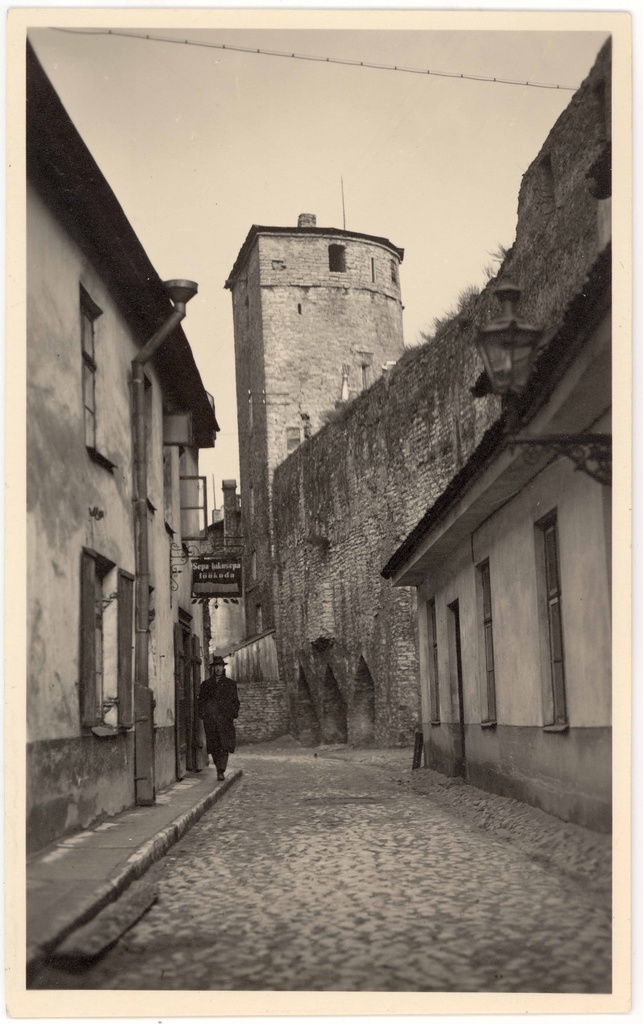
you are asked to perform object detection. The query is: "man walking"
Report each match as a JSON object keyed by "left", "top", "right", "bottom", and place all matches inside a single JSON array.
[{"left": 197, "top": 656, "right": 241, "bottom": 781}]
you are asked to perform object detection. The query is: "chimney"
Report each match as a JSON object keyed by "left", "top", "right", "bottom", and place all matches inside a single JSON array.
[
  {"left": 222, "top": 479, "right": 238, "bottom": 523},
  {"left": 298, "top": 213, "right": 316, "bottom": 228}
]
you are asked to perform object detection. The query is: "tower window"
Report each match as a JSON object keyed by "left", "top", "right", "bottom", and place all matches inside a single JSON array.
[
  {"left": 297, "top": 303, "right": 302, "bottom": 315},
  {"left": 357, "top": 352, "right": 373, "bottom": 392},
  {"left": 328, "top": 244, "right": 346, "bottom": 273},
  {"left": 371, "top": 257, "right": 376, "bottom": 282},
  {"left": 286, "top": 427, "right": 301, "bottom": 454},
  {"left": 390, "top": 260, "right": 398, "bottom": 285}
]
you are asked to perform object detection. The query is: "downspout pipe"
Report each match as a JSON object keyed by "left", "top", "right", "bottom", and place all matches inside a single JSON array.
[{"left": 132, "top": 279, "right": 198, "bottom": 804}]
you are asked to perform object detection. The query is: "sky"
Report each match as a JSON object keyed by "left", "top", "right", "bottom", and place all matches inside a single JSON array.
[{"left": 27, "top": 14, "right": 611, "bottom": 514}]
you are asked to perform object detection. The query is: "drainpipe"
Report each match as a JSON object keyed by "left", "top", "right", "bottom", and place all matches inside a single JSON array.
[{"left": 132, "top": 279, "right": 198, "bottom": 805}]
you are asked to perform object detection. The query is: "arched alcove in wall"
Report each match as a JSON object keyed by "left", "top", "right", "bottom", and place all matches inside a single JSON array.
[
  {"left": 348, "top": 656, "right": 376, "bottom": 746},
  {"left": 295, "top": 666, "right": 320, "bottom": 745},
  {"left": 320, "top": 666, "right": 347, "bottom": 744}
]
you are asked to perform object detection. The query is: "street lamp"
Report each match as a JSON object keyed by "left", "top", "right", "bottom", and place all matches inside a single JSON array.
[
  {"left": 475, "top": 279, "right": 542, "bottom": 397},
  {"left": 474, "top": 278, "right": 611, "bottom": 486}
]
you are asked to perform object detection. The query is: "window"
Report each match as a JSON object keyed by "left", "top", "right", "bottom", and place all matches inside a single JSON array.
[
  {"left": 390, "top": 260, "right": 398, "bottom": 285},
  {"left": 251, "top": 549, "right": 257, "bottom": 581},
  {"left": 81, "top": 288, "right": 100, "bottom": 447},
  {"left": 328, "top": 244, "right": 346, "bottom": 273},
  {"left": 248, "top": 391, "right": 253, "bottom": 432},
  {"left": 297, "top": 303, "right": 303, "bottom": 315},
  {"left": 357, "top": 352, "right": 373, "bottom": 392},
  {"left": 180, "top": 474, "right": 207, "bottom": 539},
  {"left": 538, "top": 153, "right": 556, "bottom": 208},
  {"left": 249, "top": 484, "right": 254, "bottom": 518},
  {"left": 80, "top": 549, "right": 115, "bottom": 727},
  {"left": 536, "top": 513, "right": 568, "bottom": 726},
  {"left": 286, "top": 427, "right": 301, "bottom": 454},
  {"left": 476, "top": 560, "right": 497, "bottom": 724},
  {"left": 428, "top": 599, "right": 440, "bottom": 724},
  {"left": 80, "top": 286, "right": 105, "bottom": 458},
  {"left": 371, "top": 257, "right": 376, "bottom": 282},
  {"left": 256, "top": 604, "right": 263, "bottom": 634}
]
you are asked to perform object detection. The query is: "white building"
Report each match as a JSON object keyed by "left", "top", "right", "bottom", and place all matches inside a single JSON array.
[
  {"left": 382, "top": 247, "right": 611, "bottom": 831},
  {"left": 26, "top": 42, "right": 218, "bottom": 853}
]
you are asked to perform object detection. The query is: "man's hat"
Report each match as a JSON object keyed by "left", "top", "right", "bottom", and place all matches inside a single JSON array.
[{"left": 212, "top": 655, "right": 227, "bottom": 667}]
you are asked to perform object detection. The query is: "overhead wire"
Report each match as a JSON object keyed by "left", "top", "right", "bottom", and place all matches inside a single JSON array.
[{"left": 52, "top": 27, "right": 580, "bottom": 92}]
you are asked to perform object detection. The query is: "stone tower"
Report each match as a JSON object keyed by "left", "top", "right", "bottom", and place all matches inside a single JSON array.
[{"left": 226, "top": 214, "right": 405, "bottom": 635}]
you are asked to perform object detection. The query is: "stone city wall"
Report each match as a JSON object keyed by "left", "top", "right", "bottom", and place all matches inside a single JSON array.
[{"left": 271, "top": 41, "right": 610, "bottom": 748}]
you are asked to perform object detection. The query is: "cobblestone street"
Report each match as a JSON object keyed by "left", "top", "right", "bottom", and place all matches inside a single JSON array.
[{"left": 33, "top": 746, "right": 612, "bottom": 993}]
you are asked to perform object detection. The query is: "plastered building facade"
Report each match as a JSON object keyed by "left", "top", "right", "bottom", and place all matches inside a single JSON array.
[{"left": 26, "top": 45, "right": 218, "bottom": 851}]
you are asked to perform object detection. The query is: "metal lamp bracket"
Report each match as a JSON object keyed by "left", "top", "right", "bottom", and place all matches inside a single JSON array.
[{"left": 509, "top": 433, "right": 612, "bottom": 486}]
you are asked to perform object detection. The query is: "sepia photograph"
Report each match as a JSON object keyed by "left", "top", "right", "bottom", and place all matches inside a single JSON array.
[{"left": 6, "top": 4, "right": 632, "bottom": 1017}]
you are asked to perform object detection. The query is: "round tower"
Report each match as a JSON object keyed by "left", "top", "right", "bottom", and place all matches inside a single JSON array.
[{"left": 226, "top": 215, "right": 405, "bottom": 635}]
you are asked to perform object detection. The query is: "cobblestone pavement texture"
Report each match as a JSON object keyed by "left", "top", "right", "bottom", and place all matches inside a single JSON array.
[{"left": 33, "top": 743, "right": 612, "bottom": 993}]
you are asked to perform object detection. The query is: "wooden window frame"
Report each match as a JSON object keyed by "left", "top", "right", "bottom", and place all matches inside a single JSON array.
[
  {"left": 80, "top": 548, "right": 114, "bottom": 727},
  {"left": 179, "top": 474, "right": 208, "bottom": 539},
  {"left": 80, "top": 287, "right": 114, "bottom": 470},
  {"left": 476, "top": 559, "right": 497, "bottom": 725},
  {"left": 535, "top": 511, "right": 568, "bottom": 728}
]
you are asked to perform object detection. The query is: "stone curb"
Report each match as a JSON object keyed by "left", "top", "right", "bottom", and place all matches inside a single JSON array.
[{"left": 27, "top": 769, "right": 242, "bottom": 983}]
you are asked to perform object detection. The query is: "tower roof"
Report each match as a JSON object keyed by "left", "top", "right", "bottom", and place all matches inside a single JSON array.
[{"left": 225, "top": 224, "right": 404, "bottom": 288}]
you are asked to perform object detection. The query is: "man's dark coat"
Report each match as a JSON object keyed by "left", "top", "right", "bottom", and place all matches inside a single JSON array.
[{"left": 197, "top": 673, "right": 241, "bottom": 754}]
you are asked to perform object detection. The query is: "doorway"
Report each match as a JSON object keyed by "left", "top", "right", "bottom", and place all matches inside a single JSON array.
[
  {"left": 447, "top": 599, "right": 467, "bottom": 779},
  {"left": 174, "top": 615, "right": 204, "bottom": 778}
]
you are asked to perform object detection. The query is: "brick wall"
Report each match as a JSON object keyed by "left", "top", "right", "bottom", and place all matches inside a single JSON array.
[{"left": 271, "top": 41, "right": 610, "bottom": 748}]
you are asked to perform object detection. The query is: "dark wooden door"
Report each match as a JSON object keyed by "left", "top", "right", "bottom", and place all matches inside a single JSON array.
[
  {"left": 174, "top": 622, "right": 188, "bottom": 779},
  {"left": 187, "top": 634, "right": 204, "bottom": 771}
]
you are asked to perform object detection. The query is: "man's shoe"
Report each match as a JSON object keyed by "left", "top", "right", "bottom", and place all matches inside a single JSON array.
[{"left": 217, "top": 771, "right": 225, "bottom": 781}]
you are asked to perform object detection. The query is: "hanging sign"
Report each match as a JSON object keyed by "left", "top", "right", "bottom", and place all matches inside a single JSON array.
[{"left": 192, "top": 556, "right": 243, "bottom": 598}]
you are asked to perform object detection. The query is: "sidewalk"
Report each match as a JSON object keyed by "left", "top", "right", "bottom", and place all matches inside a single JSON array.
[{"left": 26, "top": 766, "right": 242, "bottom": 981}]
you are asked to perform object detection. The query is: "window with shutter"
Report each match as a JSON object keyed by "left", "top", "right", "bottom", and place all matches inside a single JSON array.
[
  {"left": 79, "top": 549, "right": 115, "bottom": 727},
  {"left": 477, "top": 560, "right": 497, "bottom": 724},
  {"left": 536, "top": 513, "right": 568, "bottom": 727}
]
